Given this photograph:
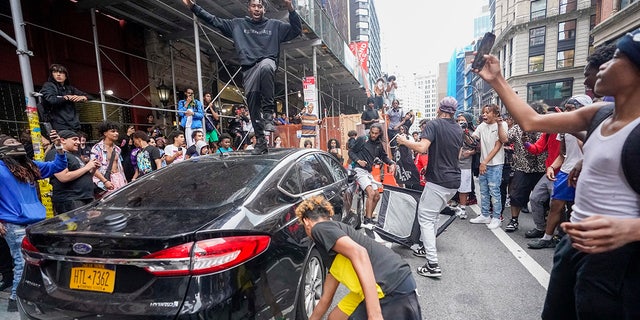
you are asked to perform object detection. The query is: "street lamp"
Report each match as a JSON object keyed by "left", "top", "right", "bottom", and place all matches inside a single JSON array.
[
  {"left": 156, "top": 80, "right": 171, "bottom": 106},
  {"left": 156, "top": 80, "right": 171, "bottom": 128}
]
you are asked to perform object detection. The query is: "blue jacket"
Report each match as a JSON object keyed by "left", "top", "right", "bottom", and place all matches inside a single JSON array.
[
  {"left": 178, "top": 99, "right": 204, "bottom": 130},
  {"left": 0, "top": 153, "right": 67, "bottom": 225}
]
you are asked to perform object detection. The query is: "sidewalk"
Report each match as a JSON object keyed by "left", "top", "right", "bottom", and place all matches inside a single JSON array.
[{"left": 0, "top": 290, "right": 20, "bottom": 319}]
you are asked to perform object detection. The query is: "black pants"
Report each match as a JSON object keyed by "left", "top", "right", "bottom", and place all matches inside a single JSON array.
[
  {"left": 543, "top": 236, "right": 640, "bottom": 319},
  {"left": 243, "top": 59, "right": 276, "bottom": 138},
  {"left": 349, "top": 275, "right": 422, "bottom": 320}
]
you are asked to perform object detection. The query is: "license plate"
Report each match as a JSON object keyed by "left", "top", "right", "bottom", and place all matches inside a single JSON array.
[{"left": 69, "top": 264, "right": 115, "bottom": 293}]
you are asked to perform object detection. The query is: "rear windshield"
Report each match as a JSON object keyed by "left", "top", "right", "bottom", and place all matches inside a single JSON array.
[{"left": 101, "top": 158, "right": 275, "bottom": 209}]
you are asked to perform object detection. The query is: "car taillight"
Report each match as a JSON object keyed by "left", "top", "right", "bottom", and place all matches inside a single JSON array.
[
  {"left": 22, "top": 237, "right": 43, "bottom": 266},
  {"left": 143, "top": 235, "right": 270, "bottom": 276}
]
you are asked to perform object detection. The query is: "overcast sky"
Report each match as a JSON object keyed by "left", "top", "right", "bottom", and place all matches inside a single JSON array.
[{"left": 375, "top": 0, "right": 486, "bottom": 75}]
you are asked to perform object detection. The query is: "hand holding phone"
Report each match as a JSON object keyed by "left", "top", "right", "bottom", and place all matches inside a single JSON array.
[{"left": 472, "top": 32, "right": 496, "bottom": 70}]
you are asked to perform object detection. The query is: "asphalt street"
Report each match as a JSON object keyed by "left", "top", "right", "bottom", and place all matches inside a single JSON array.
[{"left": 0, "top": 205, "right": 556, "bottom": 320}]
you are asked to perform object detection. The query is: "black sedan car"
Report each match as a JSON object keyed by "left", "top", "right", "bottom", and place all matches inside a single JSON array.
[{"left": 18, "top": 148, "right": 351, "bottom": 319}]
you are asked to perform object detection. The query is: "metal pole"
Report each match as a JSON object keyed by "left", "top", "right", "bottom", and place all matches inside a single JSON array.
[
  {"left": 91, "top": 9, "right": 107, "bottom": 120},
  {"left": 9, "top": 0, "right": 39, "bottom": 155},
  {"left": 170, "top": 40, "right": 177, "bottom": 127},
  {"left": 284, "top": 49, "right": 289, "bottom": 119},
  {"left": 193, "top": 15, "right": 203, "bottom": 103}
]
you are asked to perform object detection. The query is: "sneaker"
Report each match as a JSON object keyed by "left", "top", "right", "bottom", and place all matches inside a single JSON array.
[
  {"left": 469, "top": 215, "right": 491, "bottom": 224},
  {"left": 417, "top": 262, "right": 441, "bottom": 278},
  {"left": 454, "top": 207, "right": 467, "bottom": 219},
  {"left": 527, "top": 238, "right": 558, "bottom": 249},
  {"left": 412, "top": 245, "right": 426, "bottom": 257},
  {"left": 262, "top": 113, "right": 276, "bottom": 132},
  {"left": 448, "top": 200, "right": 459, "bottom": 207},
  {"left": 487, "top": 218, "right": 502, "bottom": 229},
  {"left": 250, "top": 137, "right": 268, "bottom": 155},
  {"left": 525, "top": 228, "right": 545, "bottom": 239},
  {"left": 505, "top": 219, "right": 519, "bottom": 232},
  {"left": 504, "top": 197, "right": 511, "bottom": 208},
  {"left": 363, "top": 217, "right": 373, "bottom": 225},
  {"left": 7, "top": 299, "right": 17, "bottom": 312}
]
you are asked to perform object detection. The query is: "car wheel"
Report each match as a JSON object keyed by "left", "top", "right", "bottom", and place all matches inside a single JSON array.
[{"left": 296, "top": 248, "right": 325, "bottom": 320}]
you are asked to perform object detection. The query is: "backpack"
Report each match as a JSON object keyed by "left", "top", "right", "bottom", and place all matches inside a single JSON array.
[{"left": 585, "top": 103, "right": 640, "bottom": 194}]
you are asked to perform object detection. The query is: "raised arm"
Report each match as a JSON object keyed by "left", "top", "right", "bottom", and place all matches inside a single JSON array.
[
  {"left": 185, "top": 0, "right": 234, "bottom": 37},
  {"left": 475, "top": 55, "right": 601, "bottom": 133}
]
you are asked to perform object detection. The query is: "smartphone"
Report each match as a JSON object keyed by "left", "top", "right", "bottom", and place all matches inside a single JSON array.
[
  {"left": 178, "top": 147, "right": 183, "bottom": 151},
  {"left": 471, "top": 32, "right": 496, "bottom": 70},
  {"left": 42, "top": 122, "right": 53, "bottom": 137}
]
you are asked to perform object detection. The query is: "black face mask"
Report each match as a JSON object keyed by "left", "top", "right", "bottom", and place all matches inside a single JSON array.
[{"left": 0, "top": 144, "right": 27, "bottom": 157}]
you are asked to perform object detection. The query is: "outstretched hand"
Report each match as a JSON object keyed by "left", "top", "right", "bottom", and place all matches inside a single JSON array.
[
  {"left": 182, "top": 0, "right": 194, "bottom": 9},
  {"left": 472, "top": 54, "right": 502, "bottom": 83},
  {"left": 561, "top": 215, "right": 640, "bottom": 254}
]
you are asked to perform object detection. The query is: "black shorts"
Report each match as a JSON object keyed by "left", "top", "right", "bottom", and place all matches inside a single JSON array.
[
  {"left": 509, "top": 170, "right": 544, "bottom": 208},
  {"left": 349, "top": 275, "right": 422, "bottom": 320}
]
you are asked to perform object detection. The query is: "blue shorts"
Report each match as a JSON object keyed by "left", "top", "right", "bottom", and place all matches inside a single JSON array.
[{"left": 551, "top": 171, "right": 575, "bottom": 201}]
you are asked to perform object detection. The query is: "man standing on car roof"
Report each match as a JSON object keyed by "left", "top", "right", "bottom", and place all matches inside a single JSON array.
[{"left": 182, "top": 0, "right": 301, "bottom": 155}]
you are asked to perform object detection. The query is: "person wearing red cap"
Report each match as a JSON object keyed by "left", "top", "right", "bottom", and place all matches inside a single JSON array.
[{"left": 475, "top": 27, "right": 640, "bottom": 319}]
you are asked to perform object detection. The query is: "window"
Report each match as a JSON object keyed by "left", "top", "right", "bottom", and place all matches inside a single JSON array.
[
  {"left": 559, "top": 0, "right": 577, "bottom": 14},
  {"left": 557, "top": 49, "right": 575, "bottom": 68},
  {"left": 357, "top": 34, "right": 369, "bottom": 41},
  {"left": 531, "top": 0, "right": 547, "bottom": 20},
  {"left": 588, "top": 14, "right": 596, "bottom": 56},
  {"left": 558, "top": 20, "right": 577, "bottom": 41},
  {"left": 298, "top": 154, "right": 333, "bottom": 193},
  {"left": 356, "top": 21, "right": 369, "bottom": 29},
  {"left": 355, "top": 8, "right": 368, "bottom": 16},
  {"left": 527, "top": 79, "right": 573, "bottom": 106},
  {"left": 529, "top": 27, "right": 546, "bottom": 47},
  {"left": 280, "top": 165, "right": 301, "bottom": 195},
  {"left": 529, "top": 55, "right": 545, "bottom": 73}
]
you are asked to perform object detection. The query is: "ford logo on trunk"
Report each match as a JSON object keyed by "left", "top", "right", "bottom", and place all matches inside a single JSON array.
[{"left": 72, "top": 243, "right": 92, "bottom": 255}]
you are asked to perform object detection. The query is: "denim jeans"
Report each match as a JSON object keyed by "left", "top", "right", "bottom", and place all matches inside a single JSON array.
[
  {"left": 479, "top": 164, "right": 503, "bottom": 218},
  {"left": 417, "top": 182, "right": 457, "bottom": 264},
  {"left": 4, "top": 222, "right": 26, "bottom": 300}
]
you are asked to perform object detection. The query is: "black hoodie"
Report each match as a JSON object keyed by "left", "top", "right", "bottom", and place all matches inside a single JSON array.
[
  {"left": 192, "top": 4, "right": 301, "bottom": 67},
  {"left": 40, "top": 73, "right": 88, "bottom": 131}
]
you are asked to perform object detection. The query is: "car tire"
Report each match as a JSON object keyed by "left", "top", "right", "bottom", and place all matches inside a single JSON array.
[{"left": 295, "top": 248, "right": 325, "bottom": 320}]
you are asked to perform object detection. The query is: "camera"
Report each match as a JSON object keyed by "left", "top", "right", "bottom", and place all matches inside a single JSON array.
[
  {"left": 178, "top": 147, "right": 183, "bottom": 151},
  {"left": 459, "top": 122, "right": 468, "bottom": 129}
]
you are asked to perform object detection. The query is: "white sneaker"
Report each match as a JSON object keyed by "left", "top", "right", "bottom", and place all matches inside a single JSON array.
[
  {"left": 454, "top": 207, "right": 467, "bottom": 219},
  {"left": 487, "top": 218, "right": 502, "bottom": 229},
  {"left": 470, "top": 215, "right": 491, "bottom": 224}
]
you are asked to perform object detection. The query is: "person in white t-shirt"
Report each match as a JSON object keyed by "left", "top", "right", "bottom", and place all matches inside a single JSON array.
[
  {"left": 164, "top": 130, "right": 186, "bottom": 165},
  {"left": 469, "top": 104, "right": 508, "bottom": 229}
]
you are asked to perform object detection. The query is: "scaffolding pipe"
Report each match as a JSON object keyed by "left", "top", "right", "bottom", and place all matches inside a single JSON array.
[
  {"left": 193, "top": 13, "right": 204, "bottom": 103},
  {"left": 170, "top": 40, "right": 178, "bottom": 126},
  {"left": 9, "top": 0, "right": 40, "bottom": 158},
  {"left": 284, "top": 49, "right": 289, "bottom": 118},
  {"left": 91, "top": 9, "right": 107, "bottom": 120}
]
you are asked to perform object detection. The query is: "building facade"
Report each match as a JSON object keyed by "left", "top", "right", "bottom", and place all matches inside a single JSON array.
[
  {"left": 350, "top": 0, "right": 383, "bottom": 91},
  {"left": 490, "top": 0, "right": 597, "bottom": 107}
]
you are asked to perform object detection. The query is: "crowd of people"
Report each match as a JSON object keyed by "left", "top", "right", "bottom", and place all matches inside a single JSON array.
[{"left": 1, "top": 0, "right": 638, "bottom": 316}]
